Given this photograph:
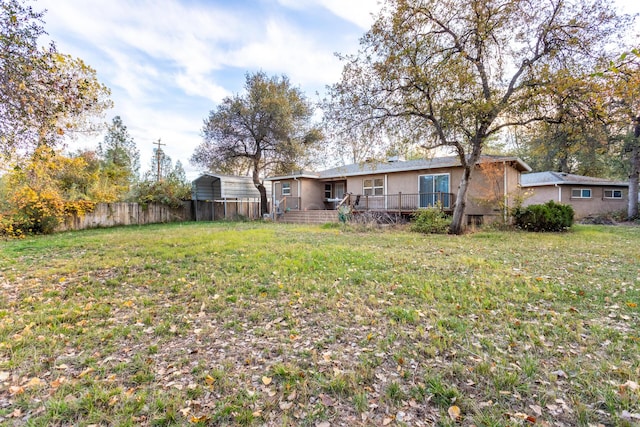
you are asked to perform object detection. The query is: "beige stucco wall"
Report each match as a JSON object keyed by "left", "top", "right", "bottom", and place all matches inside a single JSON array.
[
  {"left": 341, "top": 162, "right": 523, "bottom": 222},
  {"left": 274, "top": 179, "right": 326, "bottom": 210},
  {"left": 300, "top": 180, "right": 325, "bottom": 210},
  {"left": 272, "top": 162, "right": 526, "bottom": 224},
  {"left": 523, "top": 185, "right": 628, "bottom": 219}
]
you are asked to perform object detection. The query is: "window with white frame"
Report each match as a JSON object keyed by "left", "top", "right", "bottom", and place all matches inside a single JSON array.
[
  {"left": 324, "top": 184, "right": 332, "bottom": 199},
  {"left": 604, "top": 189, "right": 623, "bottom": 199},
  {"left": 571, "top": 188, "right": 591, "bottom": 199},
  {"left": 282, "top": 182, "right": 291, "bottom": 196},
  {"left": 363, "top": 178, "right": 384, "bottom": 196}
]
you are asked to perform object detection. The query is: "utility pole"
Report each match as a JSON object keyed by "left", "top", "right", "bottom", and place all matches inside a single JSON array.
[{"left": 154, "top": 138, "right": 166, "bottom": 182}]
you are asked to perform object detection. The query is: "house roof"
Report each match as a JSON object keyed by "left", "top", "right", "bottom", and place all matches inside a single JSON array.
[
  {"left": 520, "top": 171, "right": 628, "bottom": 188},
  {"left": 266, "top": 155, "right": 531, "bottom": 181}
]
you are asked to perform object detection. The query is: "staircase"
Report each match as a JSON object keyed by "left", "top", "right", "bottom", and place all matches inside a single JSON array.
[{"left": 278, "top": 210, "right": 339, "bottom": 224}]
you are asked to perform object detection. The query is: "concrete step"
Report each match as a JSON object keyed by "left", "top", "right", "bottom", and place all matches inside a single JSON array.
[{"left": 279, "top": 210, "right": 339, "bottom": 224}]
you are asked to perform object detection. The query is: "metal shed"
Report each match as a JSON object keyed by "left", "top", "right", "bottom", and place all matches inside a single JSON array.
[
  {"left": 192, "top": 173, "right": 271, "bottom": 221},
  {"left": 192, "top": 173, "right": 264, "bottom": 200}
]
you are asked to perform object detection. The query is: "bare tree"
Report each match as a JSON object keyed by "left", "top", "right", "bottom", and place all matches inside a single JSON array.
[{"left": 324, "top": 0, "right": 629, "bottom": 233}]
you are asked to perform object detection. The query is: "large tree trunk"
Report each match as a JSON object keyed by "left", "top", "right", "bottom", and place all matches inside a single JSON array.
[
  {"left": 251, "top": 158, "right": 269, "bottom": 216},
  {"left": 450, "top": 164, "right": 473, "bottom": 235},
  {"left": 628, "top": 142, "right": 639, "bottom": 220}
]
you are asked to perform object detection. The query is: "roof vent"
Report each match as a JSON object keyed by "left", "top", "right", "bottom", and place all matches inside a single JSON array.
[{"left": 387, "top": 155, "right": 404, "bottom": 163}]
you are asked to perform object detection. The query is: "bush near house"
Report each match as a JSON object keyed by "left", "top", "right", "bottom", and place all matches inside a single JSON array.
[
  {"left": 513, "top": 200, "right": 574, "bottom": 232},
  {"left": 410, "top": 205, "right": 452, "bottom": 234}
]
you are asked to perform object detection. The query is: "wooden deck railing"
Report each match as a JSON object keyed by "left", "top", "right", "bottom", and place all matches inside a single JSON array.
[
  {"left": 347, "top": 192, "right": 454, "bottom": 212},
  {"left": 276, "top": 196, "right": 301, "bottom": 212}
]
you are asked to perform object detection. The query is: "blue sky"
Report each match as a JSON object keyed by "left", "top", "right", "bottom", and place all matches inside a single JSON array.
[
  {"left": 37, "top": 0, "right": 379, "bottom": 178},
  {"left": 37, "top": 0, "right": 639, "bottom": 179}
]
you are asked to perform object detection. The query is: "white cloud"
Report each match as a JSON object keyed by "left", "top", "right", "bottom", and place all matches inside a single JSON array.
[
  {"left": 277, "top": 0, "right": 381, "bottom": 29},
  {"left": 225, "top": 18, "right": 344, "bottom": 87},
  {"left": 36, "top": 0, "right": 380, "bottom": 176}
]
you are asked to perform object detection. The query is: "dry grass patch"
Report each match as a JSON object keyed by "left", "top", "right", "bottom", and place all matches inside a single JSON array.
[{"left": 1, "top": 222, "right": 639, "bottom": 426}]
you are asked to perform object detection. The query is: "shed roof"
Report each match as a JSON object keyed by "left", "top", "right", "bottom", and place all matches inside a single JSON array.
[
  {"left": 192, "top": 173, "right": 270, "bottom": 200},
  {"left": 521, "top": 171, "right": 628, "bottom": 188},
  {"left": 266, "top": 155, "right": 531, "bottom": 181}
]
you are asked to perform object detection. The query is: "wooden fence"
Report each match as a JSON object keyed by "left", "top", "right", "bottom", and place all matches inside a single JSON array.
[
  {"left": 55, "top": 202, "right": 193, "bottom": 232},
  {"left": 193, "top": 199, "right": 264, "bottom": 222},
  {"left": 55, "top": 199, "right": 266, "bottom": 232}
]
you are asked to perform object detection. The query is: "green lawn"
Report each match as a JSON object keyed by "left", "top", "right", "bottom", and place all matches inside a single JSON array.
[{"left": 0, "top": 222, "right": 639, "bottom": 426}]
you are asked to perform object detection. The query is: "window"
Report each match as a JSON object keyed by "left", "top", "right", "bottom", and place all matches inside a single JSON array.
[
  {"left": 419, "top": 174, "right": 450, "bottom": 208},
  {"left": 363, "top": 178, "right": 384, "bottom": 196},
  {"left": 282, "top": 182, "right": 291, "bottom": 196},
  {"left": 604, "top": 189, "right": 623, "bottom": 199},
  {"left": 571, "top": 188, "right": 591, "bottom": 199},
  {"left": 324, "top": 184, "right": 332, "bottom": 199}
]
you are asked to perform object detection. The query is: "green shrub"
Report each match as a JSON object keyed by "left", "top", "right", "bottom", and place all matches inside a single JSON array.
[
  {"left": 512, "top": 200, "right": 574, "bottom": 232},
  {"left": 410, "top": 206, "right": 451, "bottom": 234}
]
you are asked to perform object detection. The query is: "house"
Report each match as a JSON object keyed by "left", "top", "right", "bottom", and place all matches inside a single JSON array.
[
  {"left": 191, "top": 173, "right": 271, "bottom": 220},
  {"left": 266, "top": 155, "right": 532, "bottom": 225},
  {"left": 520, "top": 171, "right": 629, "bottom": 219}
]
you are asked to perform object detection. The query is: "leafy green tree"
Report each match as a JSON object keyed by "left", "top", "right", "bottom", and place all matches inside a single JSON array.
[
  {"left": 131, "top": 147, "right": 191, "bottom": 208},
  {"left": 0, "top": 0, "right": 111, "bottom": 158},
  {"left": 598, "top": 49, "right": 640, "bottom": 219},
  {"left": 98, "top": 116, "right": 140, "bottom": 199},
  {"left": 324, "top": 0, "right": 628, "bottom": 234},
  {"left": 514, "top": 72, "right": 615, "bottom": 177},
  {"left": 191, "top": 71, "right": 322, "bottom": 215}
]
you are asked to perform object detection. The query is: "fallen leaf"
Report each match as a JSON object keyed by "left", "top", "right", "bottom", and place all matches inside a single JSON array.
[
  {"left": 529, "top": 404, "right": 543, "bottom": 416},
  {"left": 279, "top": 401, "right": 294, "bottom": 410},
  {"left": 190, "top": 414, "right": 211, "bottom": 423},
  {"left": 0, "top": 371, "right": 10, "bottom": 381},
  {"left": 25, "top": 377, "right": 45, "bottom": 388},
  {"left": 9, "top": 385, "right": 24, "bottom": 395},
  {"left": 551, "top": 369, "right": 567, "bottom": 378},
  {"left": 620, "top": 380, "right": 639, "bottom": 392},
  {"left": 621, "top": 410, "right": 640, "bottom": 421},
  {"left": 508, "top": 412, "right": 537, "bottom": 423},
  {"left": 448, "top": 405, "right": 461, "bottom": 421},
  {"left": 316, "top": 422, "right": 330, "bottom": 427},
  {"left": 383, "top": 417, "right": 393, "bottom": 426},
  {"left": 320, "top": 393, "right": 335, "bottom": 407},
  {"left": 78, "top": 367, "right": 95, "bottom": 378},
  {"left": 51, "top": 377, "right": 66, "bottom": 388},
  {"left": 262, "top": 376, "right": 272, "bottom": 385}
]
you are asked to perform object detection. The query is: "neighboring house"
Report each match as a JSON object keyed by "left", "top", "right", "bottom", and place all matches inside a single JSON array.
[
  {"left": 520, "top": 171, "right": 629, "bottom": 219},
  {"left": 266, "top": 155, "right": 531, "bottom": 225}
]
